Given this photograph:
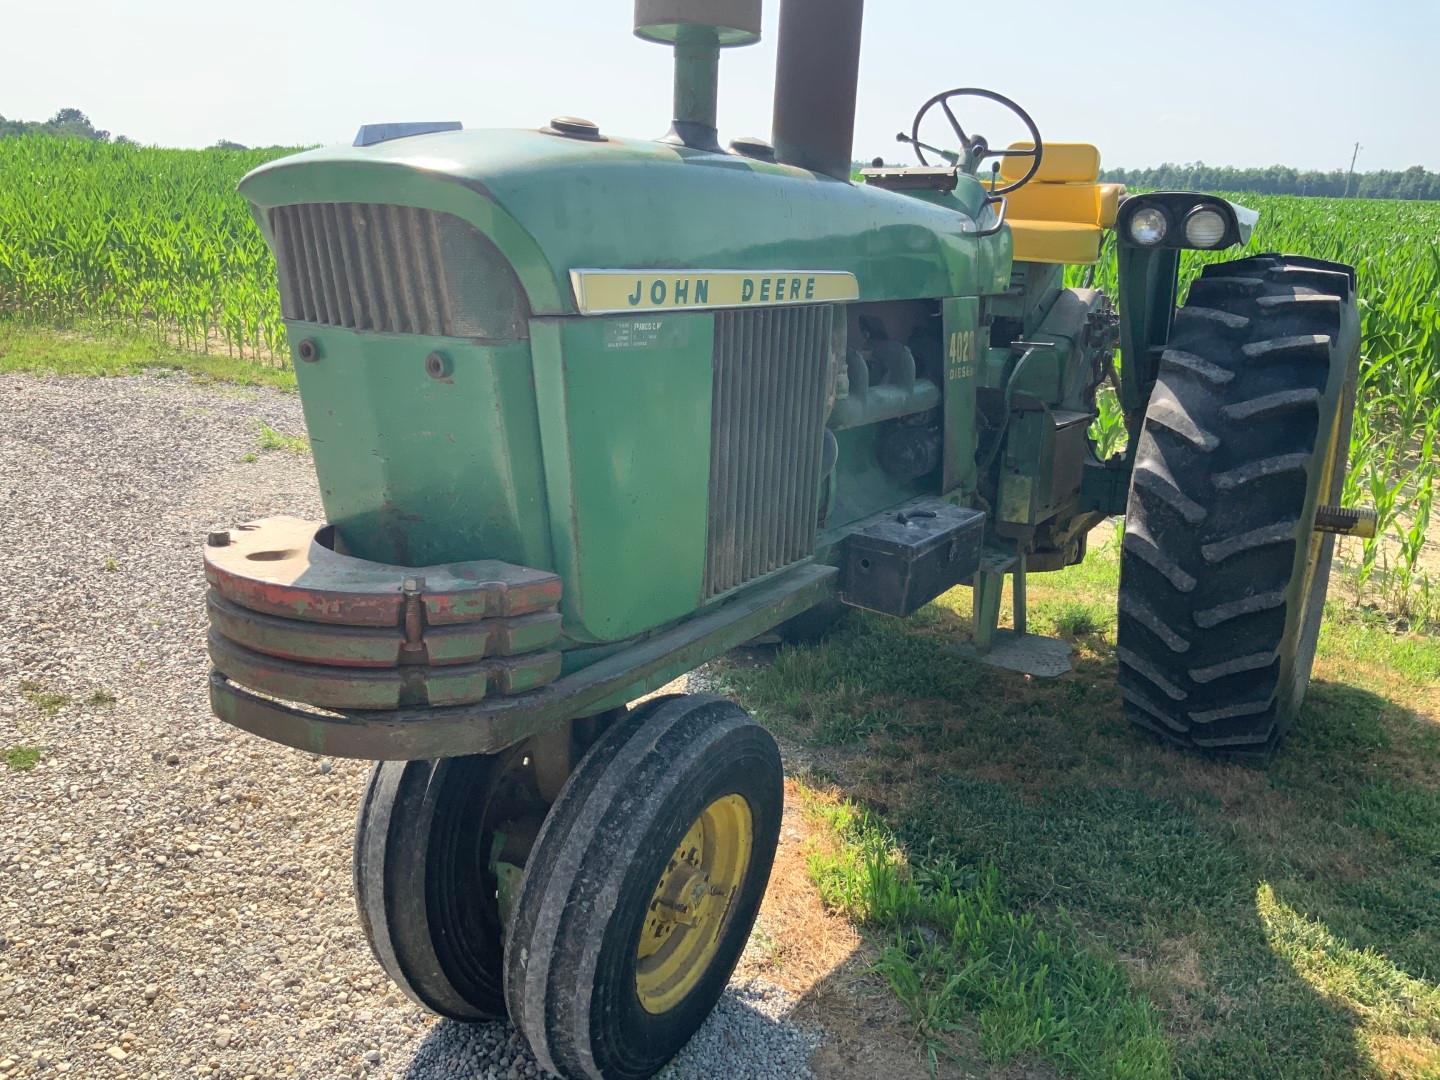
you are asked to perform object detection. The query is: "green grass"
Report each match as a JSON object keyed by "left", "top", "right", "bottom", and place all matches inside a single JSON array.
[
  {"left": 725, "top": 538, "right": 1440, "bottom": 1079},
  {"left": 19, "top": 680, "right": 69, "bottom": 715},
  {"left": 2, "top": 746, "right": 43, "bottom": 771},
  {"left": 256, "top": 419, "right": 309, "bottom": 454},
  {"left": 0, "top": 324, "right": 295, "bottom": 390},
  {"left": 802, "top": 791, "right": 1172, "bottom": 1079}
]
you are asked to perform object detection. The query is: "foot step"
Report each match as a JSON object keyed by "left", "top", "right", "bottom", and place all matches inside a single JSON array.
[{"left": 949, "top": 631, "right": 1072, "bottom": 678}]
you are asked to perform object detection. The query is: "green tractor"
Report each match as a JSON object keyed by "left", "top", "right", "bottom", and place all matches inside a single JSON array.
[{"left": 203, "top": 0, "right": 1370, "bottom": 1075}]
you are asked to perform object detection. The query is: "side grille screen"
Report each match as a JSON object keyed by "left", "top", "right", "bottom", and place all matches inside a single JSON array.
[
  {"left": 704, "top": 305, "right": 835, "bottom": 598},
  {"left": 268, "top": 203, "right": 526, "bottom": 338}
]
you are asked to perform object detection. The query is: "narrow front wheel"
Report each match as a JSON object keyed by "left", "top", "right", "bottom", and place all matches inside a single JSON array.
[
  {"left": 353, "top": 748, "right": 550, "bottom": 1020},
  {"left": 503, "top": 695, "right": 783, "bottom": 1080}
]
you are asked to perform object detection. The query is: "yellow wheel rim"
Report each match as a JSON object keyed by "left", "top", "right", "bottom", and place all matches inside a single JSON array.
[
  {"left": 634, "top": 793, "right": 753, "bottom": 1015},
  {"left": 1300, "top": 402, "right": 1346, "bottom": 603}
]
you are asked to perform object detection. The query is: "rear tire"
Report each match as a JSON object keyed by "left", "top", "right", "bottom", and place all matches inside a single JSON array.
[
  {"left": 504, "top": 695, "right": 782, "bottom": 1080},
  {"left": 1116, "top": 254, "right": 1358, "bottom": 751}
]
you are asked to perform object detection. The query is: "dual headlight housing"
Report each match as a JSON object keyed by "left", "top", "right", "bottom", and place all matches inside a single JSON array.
[{"left": 1116, "top": 193, "right": 1257, "bottom": 251}]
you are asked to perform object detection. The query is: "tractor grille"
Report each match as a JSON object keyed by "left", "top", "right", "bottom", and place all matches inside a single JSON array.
[
  {"left": 704, "top": 305, "right": 836, "bottom": 597},
  {"left": 267, "top": 203, "right": 525, "bottom": 338}
]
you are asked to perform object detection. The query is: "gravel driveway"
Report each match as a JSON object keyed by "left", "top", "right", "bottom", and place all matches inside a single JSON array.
[{"left": 0, "top": 374, "right": 819, "bottom": 1080}]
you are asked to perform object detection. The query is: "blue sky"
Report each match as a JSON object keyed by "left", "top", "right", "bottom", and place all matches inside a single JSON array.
[{"left": 5, "top": 0, "right": 1436, "bottom": 171}]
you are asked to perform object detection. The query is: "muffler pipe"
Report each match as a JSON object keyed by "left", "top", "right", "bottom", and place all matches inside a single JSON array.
[{"left": 771, "top": 0, "right": 864, "bottom": 179}]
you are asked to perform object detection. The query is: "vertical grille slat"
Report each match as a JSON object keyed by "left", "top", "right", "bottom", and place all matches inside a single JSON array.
[
  {"left": 269, "top": 201, "right": 510, "bottom": 338},
  {"left": 768, "top": 309, "right": 791, "bottom": 578},
  {"left": 388, "top": 206, "right": 415, "bottom": 333},
  {"left": 366, "top": 206, "right": 400, "bottom": 331},
  {"left": 318, "top": 203, "right": 354, "bottom": 328},
  {"left": 279, "top": 208, "right": 313, "bottom": 322},
  {"left": 776, "top": 307, "right": 809, "bottom": 569},
  {"left": 400, "top": 205, "right": 426, "bottom": 334},
  {"left": 346, "top": 204, "right": 379, "bottom": 331},
  {"left": 422, "top": 211, "right": 453, "bottom": 334},
  {"left": 703, "top": 305, "right": 835, "bottom": 598},
  {"left": 722, "top": 311, "right": 750, "bottom": 589},
  {"left": 736, "top": 308, "right": 766, "bottom": 584},
  {"left": 327, "top": 202, "right": 367, "bottom": 330},
  {"left": 293, "top": 207, "right": 329, "bottom": 325},
  {"left": 308, "top": 205, "right": 340, "bottom": 326}
]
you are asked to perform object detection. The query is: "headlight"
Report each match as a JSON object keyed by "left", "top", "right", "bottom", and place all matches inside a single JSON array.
[
  {"left": 1129, "top": 207, "right": 1167, "bottom": 245},
  {"left": 1184, "top": 207, "right": 1228, "bottom": 248}
]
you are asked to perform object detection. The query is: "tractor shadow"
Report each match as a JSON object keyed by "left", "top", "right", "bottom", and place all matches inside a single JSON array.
[{"left": 719, "top": 610, "right": 1440, "bottom": 1077}]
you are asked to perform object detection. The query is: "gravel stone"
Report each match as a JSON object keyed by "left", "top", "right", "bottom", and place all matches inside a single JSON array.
[{"left": 0, "top": 373, "right": 824, "bottom": 1078}]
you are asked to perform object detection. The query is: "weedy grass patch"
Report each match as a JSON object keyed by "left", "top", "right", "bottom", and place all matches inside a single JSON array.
[
  {"left": 797, "top": 788, "right": 1172, "bottom": 1079},
  {"left": 256, "top": 420, "right": 310, "bottom": 454},
  {"left": 18, "top": 680, "right": 69, "bottom": 716},
  {"left": 724, "top": 538, "right": 1440, "bottom": 1079},
  {"left": 2, "top": 746, "right": 43, "bottom": 771}
]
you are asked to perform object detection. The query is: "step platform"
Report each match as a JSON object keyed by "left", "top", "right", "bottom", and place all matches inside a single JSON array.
[{"left": 947, "top": 630, "right": 1072, "bottom": 678}]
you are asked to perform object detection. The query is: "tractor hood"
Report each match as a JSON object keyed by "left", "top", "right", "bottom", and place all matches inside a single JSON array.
[{"left": 237, "top": 126, "right": 1008, "bottom": 315}]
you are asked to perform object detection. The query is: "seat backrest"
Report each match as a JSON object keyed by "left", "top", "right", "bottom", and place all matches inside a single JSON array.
[{"left": 999, "top": 142, "right": 1101, "bottom": 184}]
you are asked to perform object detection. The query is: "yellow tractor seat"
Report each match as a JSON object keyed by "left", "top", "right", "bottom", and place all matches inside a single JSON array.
[{"left": 995, "top": 142, "right": 1125, "bottom": 265}]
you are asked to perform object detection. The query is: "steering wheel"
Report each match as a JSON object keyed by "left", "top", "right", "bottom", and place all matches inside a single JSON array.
[{"left": 904, "top": 88, "right": 1044, "bottom": 195}]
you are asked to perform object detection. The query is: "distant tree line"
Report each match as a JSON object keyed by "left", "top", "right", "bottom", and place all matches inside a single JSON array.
[
  {"left": 0, "top": 108, "right": 128, "bottom": 143},
  {"left": 1100, "top": 162, "right": 1440, "bottom": 201},
  {"left": 0, "top": 108, "right": 251, "bottom": 151}
]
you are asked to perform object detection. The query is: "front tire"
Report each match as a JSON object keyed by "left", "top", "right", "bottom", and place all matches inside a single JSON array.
[
  {"left": 503, "top": 695, "right": 783, "bottom": 1080},
  {"left": 1117, "top": 254, "right": 1359, "bottom": 750},
  {"left": 353, "top": 749, "right": 549, "bottom": 1020}
]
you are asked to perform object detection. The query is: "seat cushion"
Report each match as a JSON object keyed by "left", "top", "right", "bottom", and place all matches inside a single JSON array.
[
  {"left": 1008, "top": 220, "right": 1102, "bottom": 265},
  {"left": 1005, "top": 182, "right": 1101, "bottom": 224},
  {"left": 999, "top": 142, "right": 1101, "bottom": 184}
]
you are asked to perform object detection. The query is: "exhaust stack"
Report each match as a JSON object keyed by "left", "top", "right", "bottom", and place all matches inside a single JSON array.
[
  {"left": 635, "top": 0, "right": 762, "bottom": 152},
  {"left": 771, "top": 0, "right": 864, "bottom": 180}
]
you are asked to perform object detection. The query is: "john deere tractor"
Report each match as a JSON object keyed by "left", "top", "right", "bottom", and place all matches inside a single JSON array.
[{"left": 201, "top": 0, "right": 1368, "bottom": 1075}]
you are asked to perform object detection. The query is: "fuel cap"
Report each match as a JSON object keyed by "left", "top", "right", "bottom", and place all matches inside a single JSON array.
[
  {"left": 542, "top": 116, "right": 604, "bottom": 141},
  {"left": 729, "top": 135, "right": 776, "bottom": 162}
]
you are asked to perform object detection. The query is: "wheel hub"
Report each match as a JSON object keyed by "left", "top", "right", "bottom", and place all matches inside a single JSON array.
[
  {"left": 634, "top": 793, "right": 753, "bottom": 1014},
  {"left": 653, "top": 865, "right": 720, "bottom": 927}
]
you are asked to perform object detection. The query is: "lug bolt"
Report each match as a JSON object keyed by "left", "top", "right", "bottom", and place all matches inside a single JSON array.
[{"left": 206, "top": 528, "right": 231, "bottom": 548}]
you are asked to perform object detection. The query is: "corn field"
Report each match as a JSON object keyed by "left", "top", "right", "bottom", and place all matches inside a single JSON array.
[
  {"left": 1, "top": 135, "right": 1435, "bottom": 619},
  {"left": 0, "top": 135, "right": 291, "bottom": 358}
]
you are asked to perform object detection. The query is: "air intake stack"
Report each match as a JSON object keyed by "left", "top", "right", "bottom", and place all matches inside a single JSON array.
[
  {"left": 634, "top": 0, "right": 762, "bottom": 152},
  {"left": 771, "top": 0, "right": 864, "bottom": 179}
]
